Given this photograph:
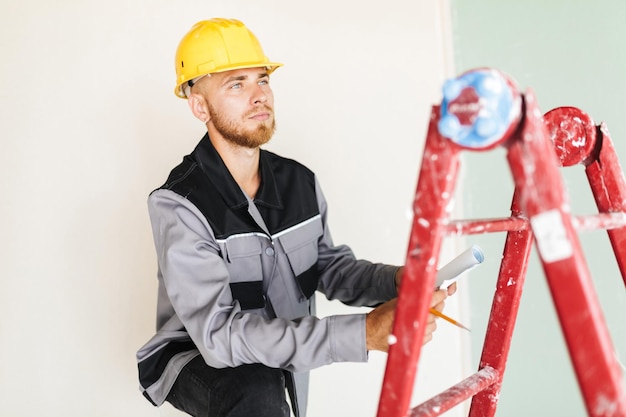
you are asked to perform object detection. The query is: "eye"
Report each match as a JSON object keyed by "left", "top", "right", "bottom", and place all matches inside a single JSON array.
[
  {"left": 258, "top": 78, "right": 269, "bottom": 86},
  {"left": 229, "top": 82, "right": 242, "bottom": 90}
]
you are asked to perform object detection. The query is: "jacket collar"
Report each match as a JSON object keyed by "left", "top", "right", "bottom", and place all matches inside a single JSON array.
[{"left": 192, "top": 133, "right": 283, "bottom": 210}]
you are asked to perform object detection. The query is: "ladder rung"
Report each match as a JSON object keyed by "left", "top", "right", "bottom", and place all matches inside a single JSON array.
[
  {"left": 444, "top": 212, "right": 626, "bottom": 237},
  {"left": 572, "top": 212, "right": 626, "bottom": 231},
  {"left": 409, "top": 366, "right": 499, "bottom": 417},
  {"left": 445, "top": 217, "right": 529, "bottom": 235}
]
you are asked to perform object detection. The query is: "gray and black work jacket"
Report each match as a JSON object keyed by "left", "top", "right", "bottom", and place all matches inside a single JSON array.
[{"left": 136, "top": 134, "right": 399, "bottom": 417}]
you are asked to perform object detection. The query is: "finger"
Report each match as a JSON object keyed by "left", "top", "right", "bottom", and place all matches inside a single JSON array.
[
  {"left": 431, "top": 300, "right": 445, "bottom": 312},
  {"left": 430, "top": 290, "right": 447, "bottom": 307},
  {"left": 422, "top": 321, "right": 437, "bottom": 345},
  {"left": 437, "top": 288, "right": 448, "bottom": 301},
  {"left": 425, "top": 318, "right": 437, "bottom": 332},
  {"left": 447, "top": 282, "right": 458, "bottom": 296}
]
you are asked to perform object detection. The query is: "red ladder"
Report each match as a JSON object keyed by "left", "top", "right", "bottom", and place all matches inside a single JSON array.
[{"left": 376, "top": 68, "right": 626, "bottom": 417}]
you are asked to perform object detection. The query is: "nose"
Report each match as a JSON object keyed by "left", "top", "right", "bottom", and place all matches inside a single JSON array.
[{"left": 252, "top": 85, "right": 269, "bottom": 105}]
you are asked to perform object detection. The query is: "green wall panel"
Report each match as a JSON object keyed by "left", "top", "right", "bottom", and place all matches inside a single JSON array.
[{"left": 450, "top": 1, "right": 626, "bottom": 415}]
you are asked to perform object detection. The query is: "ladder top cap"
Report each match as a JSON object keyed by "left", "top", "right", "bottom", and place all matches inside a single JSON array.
[{"left": 438, "top": 68, "right": 522, "bottom": 151}]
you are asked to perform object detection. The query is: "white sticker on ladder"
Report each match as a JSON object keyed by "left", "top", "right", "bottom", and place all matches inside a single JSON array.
[{"left": 530, "top": 209, "right": 573, "bottom": 262}]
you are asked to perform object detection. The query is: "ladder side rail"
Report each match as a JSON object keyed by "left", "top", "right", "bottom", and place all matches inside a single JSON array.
[
  {"left": 544, "top": 106, "right": 626, "bottom": 286},
  {"left": 507, "top": 92, "right": 626, "bottom": 417},
  {"left": 585, "top": 123, "right": 626, "bottom": 286},
  {"left": 376, "top": 105, "right": 462, "bottom": 417},
  {"left": 468, "top": 189, "right": 534, "bottom": 417}
]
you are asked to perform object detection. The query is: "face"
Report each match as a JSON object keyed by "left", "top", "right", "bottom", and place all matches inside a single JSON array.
[{"left": 195, "top": 67, "right": 276, "bottom": 149}]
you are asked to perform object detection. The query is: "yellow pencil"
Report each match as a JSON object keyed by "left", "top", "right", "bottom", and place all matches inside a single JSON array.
[{"left": 430, "top": 308, "right": 471, "bottom": 332}]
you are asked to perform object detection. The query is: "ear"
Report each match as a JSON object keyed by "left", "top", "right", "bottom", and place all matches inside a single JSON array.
[{"left": 187, "top": 93, "right": 210, "bottom": 124}]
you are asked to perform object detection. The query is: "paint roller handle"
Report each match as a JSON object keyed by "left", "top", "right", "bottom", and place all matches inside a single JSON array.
[{"left": 435, "top": 245, "right": 485, "bottom": 289}]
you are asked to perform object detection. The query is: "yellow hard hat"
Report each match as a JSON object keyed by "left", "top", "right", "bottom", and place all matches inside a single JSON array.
[{"left": 174, "top": 18, "right": 283, "bottom": 98}]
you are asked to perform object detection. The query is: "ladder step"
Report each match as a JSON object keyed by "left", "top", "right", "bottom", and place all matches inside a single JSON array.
[
  {"left": 445, "top": 212, "right": 626, "bottom": 236},
  {"left": 571, "top": 212, "right": 626, "bottom": 231},
  {"left": 445, "top": 217, "right": 528, "bottom": 235},
  {"left": 409, "top": 367, "right": 499, "bottom": 417}
]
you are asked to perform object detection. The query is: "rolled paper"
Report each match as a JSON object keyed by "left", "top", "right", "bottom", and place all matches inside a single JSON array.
[{"left": 435, "top": 245, "right": 485, "bottom": 289}]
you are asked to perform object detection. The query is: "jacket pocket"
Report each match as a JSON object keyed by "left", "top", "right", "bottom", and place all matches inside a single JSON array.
[
  {"left": 229, "top": 281, "right": 265, "bottom": 310},
  {"left": 223, "top": 236, "right": 265, "bottom": 310},
  {"left": 277, "top": 217, "right": 323, "bottom": 299}
]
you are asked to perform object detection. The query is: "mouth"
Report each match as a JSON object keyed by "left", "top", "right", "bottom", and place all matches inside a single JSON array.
[
  {"left": 249, "top": 112, "right": 271, "bottom": 121},
  {"left": 248, "top": 106, "right": 273, "bottom": 122}
]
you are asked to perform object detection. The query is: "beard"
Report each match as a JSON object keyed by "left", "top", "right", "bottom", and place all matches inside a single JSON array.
[{"left": 208, "top": 103, "right": 276, "bottom": 149}]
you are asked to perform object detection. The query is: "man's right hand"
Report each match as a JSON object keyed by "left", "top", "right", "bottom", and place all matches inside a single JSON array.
[{"left": 365, "top": 289, "right": 449, "bottom": 352}]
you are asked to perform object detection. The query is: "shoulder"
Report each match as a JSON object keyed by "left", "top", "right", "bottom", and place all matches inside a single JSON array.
[{"left": 149, "top": 154, "right": 206, "bottom": 200}]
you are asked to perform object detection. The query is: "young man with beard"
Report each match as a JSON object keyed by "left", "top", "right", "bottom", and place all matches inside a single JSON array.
[{"left": 136, "top": 18, "right": 455, "bottom": 417}]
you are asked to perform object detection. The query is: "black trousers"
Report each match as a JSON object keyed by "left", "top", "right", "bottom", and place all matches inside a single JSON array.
[{"left": 166, "top": 355, "right": 291, "bottom": 417}]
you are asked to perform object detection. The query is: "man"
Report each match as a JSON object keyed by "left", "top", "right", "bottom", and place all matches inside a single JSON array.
[{"left": 137, "top": 18, "right": 454, "bottom": 417}]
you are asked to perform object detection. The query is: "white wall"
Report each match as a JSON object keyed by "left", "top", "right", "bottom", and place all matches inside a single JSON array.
[{"left": 0, "top": 1, "right": 470, "bottom": 416}]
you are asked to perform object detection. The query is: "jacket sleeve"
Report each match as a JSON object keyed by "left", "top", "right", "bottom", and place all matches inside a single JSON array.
[
  {"left": 313, "top": 178, "right": 400, "bottom": 306},
  {"left": 148, "top": 189, "right": 368, "bottom": 372}
]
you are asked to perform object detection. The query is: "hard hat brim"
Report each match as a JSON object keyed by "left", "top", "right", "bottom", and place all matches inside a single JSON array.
[{"left": 174, "top": 62, "right": 283, "bottom": 99}]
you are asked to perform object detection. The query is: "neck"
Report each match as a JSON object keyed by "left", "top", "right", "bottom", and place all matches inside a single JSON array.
[{"left": 209, "top": 132, "right": 261, "bottom": 199}]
